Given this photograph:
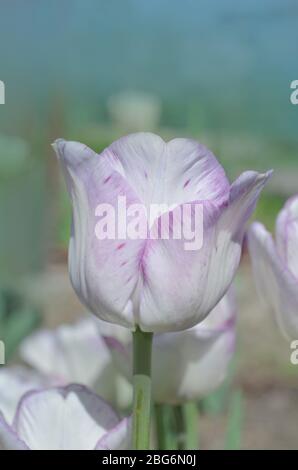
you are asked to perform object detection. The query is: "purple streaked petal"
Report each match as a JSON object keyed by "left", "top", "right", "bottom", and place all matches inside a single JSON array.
[
  {"left": 137, "top": 200, "right": 220, "bottom": 332},
  {"left": 53, "top": 139, "right": 146, "bottom": 329},
  {"left": 136, "top": 171, "right": 271, "bottom": 333},
  {"left": 166, "top": 137, "right": 230, "bottom": 206},
  {"left": 102, "top": 132, "right": 165, "bottom": 208},
  {"left": 106, "top": 133, "right": 230, "bottom": 207},
  {"left": 53, "top": 135, "right": 271, "bottom": 334}
]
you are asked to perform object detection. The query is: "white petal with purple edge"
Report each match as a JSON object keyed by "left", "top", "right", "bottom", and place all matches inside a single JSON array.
[
  {"left": 53, "top": 139, "right": 146, "bottom": 328},
  {"left": 53, "top": 135, "right": 271, "bottom": 333},
  {"left": 96, "top": 417, "right": 131, "bottom": 450},
  {"left": 275, "top": 195, "right": 298, "bottom": 279},
  {"left": 248, "top": 221, "right": 298, "bottom": 340},
  {"left": 0, "top": 413, "right": 28, "bottom": 450},
  {"left": 14, "top": 385, "right": 119, "bottom": 450}
]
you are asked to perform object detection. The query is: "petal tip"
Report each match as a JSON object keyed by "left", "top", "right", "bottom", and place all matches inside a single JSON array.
[
  {"left": 257, "top": 169, "right": 273, "bottom": 185},
  {"left": 51, "top": 139, "right": 66, "bottom": 158},
  {"left": 264, "top": 168, "right": 274, "bottom": 179},
  {"left": 248, "top": 220, "right": 267, "bottom": 238}
]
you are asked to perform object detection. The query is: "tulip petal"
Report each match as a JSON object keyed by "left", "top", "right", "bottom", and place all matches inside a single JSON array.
[
  {"left": 248, "top": 221, "right": 298, "bottom": 339},
  {"left": 166, "top": 137, "right": 230, "bottom": 205},
  {"left": 137, "top": 171, "right": 272, "bottom": 332},
  {"left": 0, "top": 413, "right": 28, "bottom": 450},
  {"left": 0, "top": 366, "right": 45, "bottom": 424},
  {"left": 275, "top": 195, "right": 298, "bottom": 279},
  {"left": 53, "top": 140, "right": 146, "bottom": 328},
  {"left": 20, "top": 319, "right": 112, "bottom": 390},
  {"left": 106, "top": 133, "right": 230, "bottom": 207},
  {"left": 154, "top": 292, "right": 236, "bottom": 403},
  {"left": 96, "top": 417, "right": 131, "bottom": 450},
  {"left": 198, "top": 287, "right": 236, "bottom": 332},
  {"left": 153, "top": 329, "right": 235, "bottom": 404},
  {"left": 13, "top": 385, "right": 119, "bottom": 450},
  {"left": 95, "top": 317, "right": 132, "bottom": 344}
]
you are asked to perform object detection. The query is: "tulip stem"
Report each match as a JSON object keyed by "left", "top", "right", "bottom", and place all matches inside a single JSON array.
[
  {"left": 132, "top": 327, "right": 153, "bottom": 450},
  {"left": 155, "top": 404, "right": 178, "bottom": 450},
  {"left": 182, "top": 401, "right": 199, "bottom": 449}
]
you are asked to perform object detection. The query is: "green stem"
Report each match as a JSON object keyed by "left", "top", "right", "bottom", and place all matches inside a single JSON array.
[
  {"left": 155, "top": 404, "right": 178, "bottom": 450},
  {"left": 132, "top": 327, "right": 153, "bottom": 450},
  {"left": 225, "top": 390, "right": 243, "bottom": 450},
  {"left": 182, "top": 401, "right": 199, "bottom": 450},
  {"left": 174, "top": 406, "right": 185, "bottom": 449}
]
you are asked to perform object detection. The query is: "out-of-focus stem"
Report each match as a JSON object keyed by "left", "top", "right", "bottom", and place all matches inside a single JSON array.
[
  {"left": 182, "top": 401, "right": 199, "bottom": 449},
  {"left": 155, "top": 404, "right": 178, "bottom": 450}
]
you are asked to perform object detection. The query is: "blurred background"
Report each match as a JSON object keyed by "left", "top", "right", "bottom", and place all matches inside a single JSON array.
[{"left": 0, "top": 0, "right": 298, "bottom": 449}]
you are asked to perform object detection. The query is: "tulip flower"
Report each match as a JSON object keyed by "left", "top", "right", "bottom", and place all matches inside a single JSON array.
[
  {"left": 53, "top": 132, "right": 271, "bottom": 449},
  {"left": 248, "top": 195, "right": 298, "bottom": 340},
  {"left": 104, "top": 290, "right": 235, "bottom": 404},
  {"left": 0, "top": 385, "right": 131, "bottom": 450},
  {"left": 53, "top": 133, "right": 270, "bottom": 334},
  {"left": 19, "top": 317, "right": 132, "bottom": 408}
]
